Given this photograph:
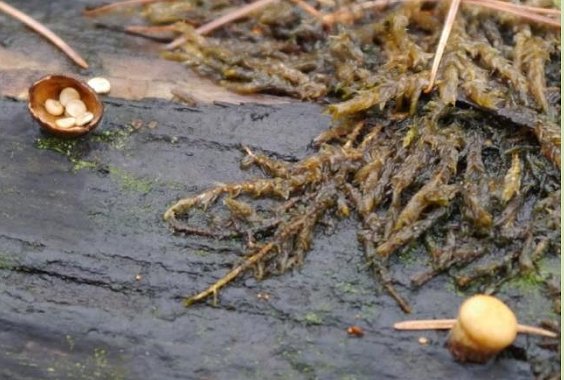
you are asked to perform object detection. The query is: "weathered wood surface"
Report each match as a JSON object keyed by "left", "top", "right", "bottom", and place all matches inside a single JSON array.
[
  {"left": 0, "top": 1, "right": 558, "bottom": 379},
  {"left": 2, "top": 95, "right": 549, "bottom": 380},
  {"left": 0, "top": 0, "right": 289, "bottom": 104}
]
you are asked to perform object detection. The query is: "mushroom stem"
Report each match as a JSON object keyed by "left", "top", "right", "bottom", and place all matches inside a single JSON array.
[
  {"left": 394, "top": 319, "right": 558, "bottom": 338},
  {"left": 0, "top": 1, "right": 88, "bottom": 68}
]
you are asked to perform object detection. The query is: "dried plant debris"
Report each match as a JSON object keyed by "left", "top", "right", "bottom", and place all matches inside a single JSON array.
[
  {"left": 165, "top": 101, "right": 560, "bottom": 312},
  {"left": 101, "top": 1, "right": 560, "bottom": 314}
]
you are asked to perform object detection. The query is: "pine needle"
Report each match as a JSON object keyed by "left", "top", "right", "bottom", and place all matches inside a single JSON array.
[
  {"left": 466, "top": 0, "right": 560, "bottom": 28},
  {"left": 166, "top": 0, "right": 278, "bottom": 49},
  {"left": 394, "top": 319, "right": 558, "bottom": 338},
  {"left": 289, "top": 0, "right": 324, "bottom": 21},
  {"left": 425, "top": 0, "right": 462, "bottom": 93},
  {"left": 0, "top": 1, "right": 88, "bottom": 68},
  {"left": 83, "top": 0, "right": 172, "bottom": 16}
]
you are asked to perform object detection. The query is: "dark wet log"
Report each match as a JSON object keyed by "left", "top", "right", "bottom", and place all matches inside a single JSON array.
[
  {"left": 0, "top": 1, "right": 558, "bottom": 379},
  {"left": 0, "top": 96, "right": 553, "bottom": 379}
]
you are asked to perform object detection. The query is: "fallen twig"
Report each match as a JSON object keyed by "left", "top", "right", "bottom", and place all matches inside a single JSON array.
[
  {"left": 83, "top": 0, "right": 172, "bottom": 16},
  {"left": 425, "top": 0, "right": 461, "bottom": 93},
  {"left": 467, "top": 0, "right": 560, "bottom": 28},
  {"left": 394, "top": 318, "right": 558, "bottom": 338},
  {"left": 166, "top": 0, "right": 278, "bottom": 49},
  {"left": 0, "top": 1, "right": 88, "bottom": 68},
  {"left": 289, "top": 0, "right": 324, "bottom": 21}
]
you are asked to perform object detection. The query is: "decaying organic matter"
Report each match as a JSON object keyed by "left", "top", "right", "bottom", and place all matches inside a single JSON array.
[{"left": 96, "top": 0, "right": 559, "bottom": 332}]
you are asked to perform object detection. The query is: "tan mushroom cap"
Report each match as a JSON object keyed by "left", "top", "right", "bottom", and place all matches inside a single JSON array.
[{"left": 458, "top": 294, "right": 518, "bottom": 351}]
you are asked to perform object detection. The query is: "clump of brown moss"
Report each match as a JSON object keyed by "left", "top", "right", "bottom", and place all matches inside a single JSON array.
[
  {"left": 111, "top": 1, "right": 561, "bottom": 373},
  {"left": 78, "top": 0, "right": 563, "bottom": 374},
  {"left": 149, "top": 0, "right": 559, "bottom": 311}
]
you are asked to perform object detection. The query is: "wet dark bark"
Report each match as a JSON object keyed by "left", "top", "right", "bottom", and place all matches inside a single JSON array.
[
  {"left": 0, "top": 1, "right": 558, "bottom": 379},
  {"left": 0, "top": 96, "right": 554, "bottom": 380}
]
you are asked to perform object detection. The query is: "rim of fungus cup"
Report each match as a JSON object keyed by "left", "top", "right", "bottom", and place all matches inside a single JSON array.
[{"left": 28, "top": 74, "right": 104, "bottom": 138}]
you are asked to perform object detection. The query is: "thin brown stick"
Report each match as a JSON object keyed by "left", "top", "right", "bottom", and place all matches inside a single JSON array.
[
  {"left": 394, "top": 319, "right": 558, "bottom": 338},
  {"left": 424, "top": 0, "right": 462, "bottom": 93},
  {"left": 184, "top": 242, "right": 276, "bottom": 306},
  {"left": 123, "top": 24, "right": 177, "bottom": 42},
  {"left": 322, "top": 0, "right": 560, "bottom": 27},
  {"left": 314, "top": 0, "right": 335, "bottom": 5},
  {"left": 125, "top": 24, "right": 176, "bottom": 33},
  {"left": 289, "top": 0, "right": 324, "bottom": 20},
  {"left": 420, "top": 0, "right": 559, "bottom": 93},
  {"left": 466, "top": 0, "right": 560, "bottom": 28},
  {"left": 0, "top": 1, "right": 88, "bottom": 68},
  {"left": 165, "top": 0, "right": 278, "bottom": 49},
  {"left": 494, "top": 1, "right": 560, "bottom": 16},
  {"left": 394, "top": 319, "right": 456, "bottom": 330},
  {"left": 197, "top": 0, "right": 278, "bottom": 35},
  {"left": 83, "top": 0, "right": 171, "bottom": 16},
  {"left": 183, "top": 201, "right": 313, "bottom": 305},
  {"left": 472, "top": 0, "right": 560, "bottom": 16},
  {"left": 181, "top": 185, "right": 336, "bottom": 306},
  {"left": 163, "top": 0, "right": 559, "bottom": 51},
  {"left": 322, "top": 0, "right": 395, "bottom": 25},
  {"left": 516, "top": 324, "right": 558, "bottom": 338},
  {"left": 364, "top": 240, "right": 412, "bottom": 313}
]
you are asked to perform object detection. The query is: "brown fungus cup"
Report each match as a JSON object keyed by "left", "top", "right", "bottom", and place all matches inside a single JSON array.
[{"left": 28, "top": 75, "right": 104, "bottom": 138}]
